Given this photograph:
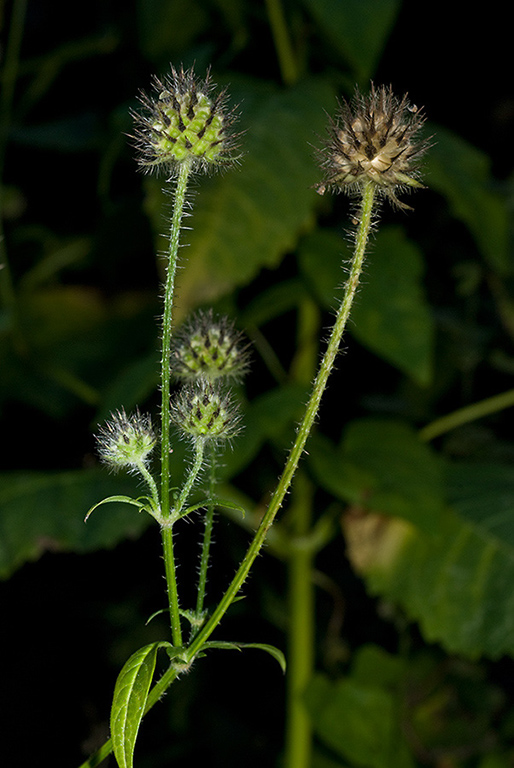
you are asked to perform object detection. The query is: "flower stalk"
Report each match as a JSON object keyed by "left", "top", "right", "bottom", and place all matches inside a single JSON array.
[
  {"left": 185, "top": 178, "right": 377, "bottom": 660},
  {"left": 195, "top": 445, "right": 218, "bottom": 619},
  {"left": 158, "top": 159, "right": 192, "bottom": 648},
  {"left": 84, "top": 74, "right": 427, "bottom": 768},
  {"left": 160, "top": 158, "right": 193, "bottom": 523}
]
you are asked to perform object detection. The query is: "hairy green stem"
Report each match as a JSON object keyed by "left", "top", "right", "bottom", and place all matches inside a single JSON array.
[
  {"left": 137, "top": 462, "right": 160, "bottom": 509},
  {"left": 160, "top": 159, "right": 192, "bottom": 519},
  {"left": 196, "top": 445, "right": 217, "bottom": 617},
  {"left": 175, "top": 438, "right": 206, "bottom": 517},
  {"left": 161, "top": 525, "right": 183, "bottom": 646},
  {"left": 184, "top": 179, "right": 377, "bottom": 660},
  {"left": 78, "top": 180, "right": 377, "bottom": 768},
  {"left": 159, "top": 159, "right": 193, "bottom": 647}
]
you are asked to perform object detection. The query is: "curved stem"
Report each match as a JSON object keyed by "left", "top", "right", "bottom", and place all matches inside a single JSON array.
[
  {"left": 77, "top": 180, "right": 377, "bottom": 768},
  {"left": 137, "top": 462, "right": 160, "bottom": 508},
  {"left": 175, "top": 437, "right": 206, "bottom": 516},
  {"left": 185, "top": 180, "right": 376, "bottom": 659},
  {"left": 162, "top": 437, "right": 205, "bottom": 645},
  {"left": 419, "top": 386, "right": 514, "bottom": 442}
]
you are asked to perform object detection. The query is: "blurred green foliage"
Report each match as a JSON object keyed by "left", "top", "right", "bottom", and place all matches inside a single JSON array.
[{"left": 1, "top": 0, "right": 514, "bottom": 767}]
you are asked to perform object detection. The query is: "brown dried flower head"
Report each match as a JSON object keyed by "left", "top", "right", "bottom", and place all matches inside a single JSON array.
[
  {"left": 316, "top": 84, "right": 428, "bottom": 209},
  {"left": 131, "top": 65, "right": 240, "bottom": 175}
]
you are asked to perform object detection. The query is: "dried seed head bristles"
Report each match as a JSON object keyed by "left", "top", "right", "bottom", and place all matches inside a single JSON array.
[{"left": 316, "top": 83, "right": 429, "bottom": 210}]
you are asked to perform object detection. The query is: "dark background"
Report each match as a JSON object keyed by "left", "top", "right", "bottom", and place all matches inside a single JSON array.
[{"left": 1, "top": 1, "right": 512, "bottom": 767}]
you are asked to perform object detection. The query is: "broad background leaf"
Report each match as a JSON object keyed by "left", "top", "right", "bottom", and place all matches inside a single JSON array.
[
  {"left": 145, "top": 77, "right": 336, "bottom": 315},
  {"left": 309, "top": 418, "right": 445, "bottom": 532},
  {"left": 301, "top": 0, "right": 402, "bottom": 83},
  {"left": 298, "top": 227, "right": 434, "bottom": 385},
  {"left": 306, "top": 669, "right": 414, "bottom": 768},
  {"left": 426, "top": 125, "right": 510, "bottom": 274},
  {"left": 319, "top": 429, "right": 514, "bottom": 658},
  {"left": 0, "top": 470, "right": 149, "bottom": 578}
]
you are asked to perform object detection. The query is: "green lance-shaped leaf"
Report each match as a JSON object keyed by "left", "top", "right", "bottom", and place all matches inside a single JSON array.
[
  {"left": 178, "top": 497, "right": 247, "bottom": 520},
  {"left": 110, "top": 641, "right": 180, "bottom": 768},
  {"left": 200, "top": 640, "right": 286, "bottom": 673},
  {"left": 84, "top": 495, "right": 155, "bottom": 522}
]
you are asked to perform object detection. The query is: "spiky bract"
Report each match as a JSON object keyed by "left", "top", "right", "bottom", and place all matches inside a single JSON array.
[
  {"left": 170, "top": 378, "right": 241, "bottom": 444},
  {"left": 170, "top": 309, "right": 250, "bottom": 382},
  {"left": 96, "top": 408, "right": 157, "bottom": 472},
  {"left": 131, "top": 65, "right": 240, "bottom": 175}
]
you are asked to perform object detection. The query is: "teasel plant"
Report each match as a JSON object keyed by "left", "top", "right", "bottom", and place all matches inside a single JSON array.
[{"left": 79, "top": 69, "right": 428, "bottom": 768}]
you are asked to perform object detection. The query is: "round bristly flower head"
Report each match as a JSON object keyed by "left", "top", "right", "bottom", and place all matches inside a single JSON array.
[
  {"left": 170, "top": 309, "right": 250, "bottom": 382},
  {"left": 170, "top": 379, "right": 241, "bottom": 444},
  {"left": 131, "top": 64, "right": 240, "bottom": 175},
  {"left": 96, "top": 408, "right": 157, "bottom": 472},
  {"left": 316, "top": 84, "right": 428, "bottom": 209}
]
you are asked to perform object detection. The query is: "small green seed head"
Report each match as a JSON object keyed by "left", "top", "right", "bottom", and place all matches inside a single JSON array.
[
  {"left": 171, "top": 309, "right": 250, "bottom": 382},
  {"left": 131, "top": 65, "right": 240, "bottom": 174},
  {"left": 170, "top": 379, "right": 241, "bottom": 444},
  {"left": 316, "top": 84, "right": 428, "bottom": 209},
  {"left": 96, "top": 408, "right": 156, "bottom": 472}
]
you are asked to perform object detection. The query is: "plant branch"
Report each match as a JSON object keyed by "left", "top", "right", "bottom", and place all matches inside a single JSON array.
[
  {"left": 420, "top": 386, "right": 514, "bottom": 442},
  {"left": 158, "top": 158, "right": 193, "bottom": 647},
  {"left": 196, "top": 444, "right": 217, "bottom": 618},
  {"left": 184, "top": 179, "right": 377, "bottom": 659},
  {"left": 160, "top": 159, "right": 192, "bottom": 520}
]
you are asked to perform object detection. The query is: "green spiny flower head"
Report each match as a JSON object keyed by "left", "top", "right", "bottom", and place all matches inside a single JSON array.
[
  {"left": 171, "top": 309, "right": 250, "bottom": 382},
  {"left": 96, "top": 408, "right": 157, "bottom": 472},
  {"left": 131, "top": 65, "right": 240, "bottom": 174},
  {"left": 316, "top": 84, "right": 428, "bottom": 209},
  {"left": 170, "top": 379, "right": 241, "bottom": 444}
]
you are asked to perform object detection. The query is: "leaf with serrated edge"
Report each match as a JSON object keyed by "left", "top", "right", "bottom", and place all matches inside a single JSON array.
[
  {"left": 343, "top": 461, "right": 514, "bottom": 659},
  {"left": 0, "top": 469, "right": 150, "bottom": 578}
]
